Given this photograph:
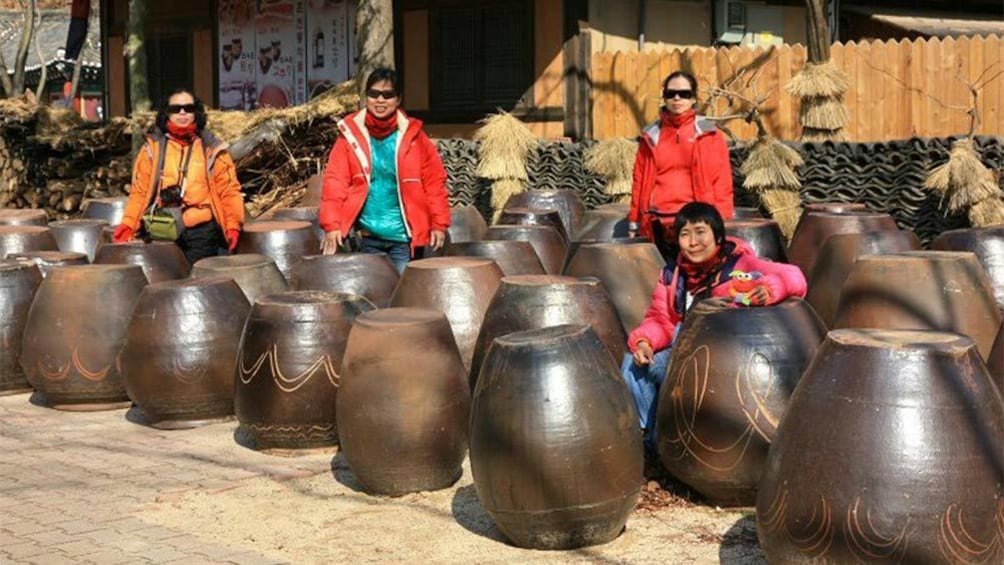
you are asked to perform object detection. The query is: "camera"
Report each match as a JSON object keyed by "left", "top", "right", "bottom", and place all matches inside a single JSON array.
[{"left": 159, "top": 186, "right": 183, "bottom": 207}]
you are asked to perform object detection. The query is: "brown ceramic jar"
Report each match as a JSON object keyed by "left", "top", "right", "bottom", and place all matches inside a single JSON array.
[
  {"left": 6, "top": 251, "right": 88, "bottom": 276},
  {"left": 805, "top": 230, "right": 921, "bottom": 328},
  {"left": 21, "top": 264, "right": 148, "bottom": 410},
  {"left": 235, "top": 291, "right": 375, "bottom": 451},
  {"left": 574, "top": 204, "right": 631, "bottom": 241},
  {"left": 656, "top": 298, "right": 827, "bottom": 507},
  {"left": 503, "top": 189, "right": 585, "bottom": 236},
  {"left": 94, "top": 240, "right": 189, "bottom": 282},
  {"left": 444, "top": 240, "right": 545, "bottom": 277},
  {"left": 267, "top": 207, "right": 323, "bottom": 240},
  {"left": 932, "top": 226, "right": 1004, "bottom": 313},
  {"left": 48, "top": 219, "right": 108, "bottom": 262},
  {"left": 733, "top": 206, "right": 765, "bottom": 219},
  {"left": 470, "top": 275, "right": 627, "bottom": 390},
  {"left": 300, "top": 173, "right": 323, "bottom": 207},
  {"left": 80, "top": 197, "right": 129, "bottom": 225},
  {"left": 485, "top": 224, "right": 567, "bottom": 275},
  {"left": 563, "top": 241, "right": 666, "bottom": 334},
  {"left": 390, "top": 257, "right": 504, "bottom": 372},
  {"left": 833, "top": 251, "right": 1003, "bottom": 360},
  {"left": 235, "top": 220, "right": 320, "bottom": 281},
  {"left": 471, "top": 324, "right": 642, "bottom": 550},
  {"left": 496, "top": 207, "right": 570, "bottom": 243},
  {"left": 989, "top": 319, "right": 1003, "bottom": 386},
  {"left": 190, "top": 253, "right": 288, "bottom": 305},
  {"left": 338, "top": 308, "right": 470, "bottom": 495},
  {"left": 122, "top": 277, "right": 251, "bottom": 429},
  {"left": 757, "top": 329, "right": 1004, "bottom": 564},
  {"left": 0, "top": 225, "right": 58, "bottom": 257},
  {"left": 725, "top": 218, "right": 789, "bottom": 263},
  {"left": 787, "top": 210, "right": 898, "bottom": 276},
  {"left": 447, "top": 205, "right": 489, "bottom": 243},
  {"left": 289, "top": 253, "right": 400, "bottom": 308},
  {"left": 0, "top": 209, "right": 48, "bottom": 226},
  {"left": 0, "top": 260, "right": 42, "bottom": 395}
]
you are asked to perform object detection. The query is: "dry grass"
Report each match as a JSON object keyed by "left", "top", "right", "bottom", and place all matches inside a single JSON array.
[
  {"left": 740, "top": 137, "right": 804, "bottom": 239},
  {"left": 474, "top": 111, "right": 537, "bottom": 181},
  {"left": 490, "top": 178, "right": 526, "bottom": 222},
  {"left": 925, "top": 138, "right": 1004, "bottom": 226},
  {"left": 585, "top": 138, "right": 638, "bottom": 198},
  {"left": 800, "top": 98, "right": 850, "bottom": 131},
  {"left": 786, "top": 62, "right": 849, "bottom": 98}
]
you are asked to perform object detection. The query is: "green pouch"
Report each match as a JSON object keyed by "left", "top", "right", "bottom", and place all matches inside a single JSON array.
[{"left": 142, "top": 208, "right": 184, "bottom": 241}]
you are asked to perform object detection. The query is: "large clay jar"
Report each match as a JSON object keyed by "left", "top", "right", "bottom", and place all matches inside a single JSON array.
[
  {"left": 390, "top": 257, "right": 503, "bottom": 372},
  {"left": 289, "top": 254, "right": 400, "bottom": 308},
  {"left": 485, "top": 224, "right": 567, "bottom": 275},
  {"left": 444, "top": 240, "right": 545, "bottom": 276},
  {"left": 563, "top": 237, "right": 649, "bottom": 272},
  {"left": 338, "top": 308, "right": 470, "bottom": 495},
  {"left": 122, "top": 277, "right": 250, "bottom": 428},
  {"left": 932, "top": 226, "right": 1004, "bottom": 313},
  {"left": 655, "top": 298, "right": 826, "bottom": 507},
  {"left": 0, "top": 260, "right": 42, "bottom": 395},
  {"left": 235, "top": 291, "right": 374, "bottom": 450},
  {"left": 0, "top": 226, "right": 58, "bottom": 257},
  {"left": 787, "top": 211, "right": 898, "bottom": 276},
  {"left": 0, "top": 209, "right": 48, "bottom": 226},
  {"left": 833, "top": 251, "right": 1003, "bottom": 360},
  {"left": 300, "top": 173, "right": 323, "bottom": 207},
  {"left": 806, "top": 231, "right": 921, "bottom": 328},
  {"left": 6, "top": 251, "right": 88, "bottom": 276},
  {"left": 574, "top": 204, "right": 630, "bottom": 241},
  {"left": 191, "top": 253, "right": 287, "bottom": 305},
  {"left": 235, "top": 220, "right": 320, "bottom": 281},
  {"left": 757, "top": 329, "right": 1004, "bottom": 564},
  {"left": 733, "top": 206, "right": 764, "bottom": 219},
  {"left": 21, "top": 264, "right": 148, "bottom": 410},
  {"left": 725, "top": 219, "right": 789, "bottom": 263},
  {"left": 48, "top": 219, "right": 107, "bottom": 262},
  {"left": 496, "top": 207, "right": 570, "bottom": 243},
  {"left": 267, "top": 207, "right": 323, "bottom": 240},
  {"left": 470, "top": 275, "right": 627, "bottom": 389},
  {"left": 80, "top": 197, "right": 129, "bottom": 225},
  {"left": 94, "top": 241, "right": 189, "bottom": 282},
  {"left": 990, "top": 320, "right": 1003, "bottom": 384},
  {"left": 563, "top": 241, "right": 665, "bottom": 334},
  {"left": 503, "top": 189, "right": 585, "bottom": 236},
  {"left": 448, "top": 205, "right": 489, "bottom": 243},
  {"left": 471, "top": 324, "right": 642, "bottom": 550}
]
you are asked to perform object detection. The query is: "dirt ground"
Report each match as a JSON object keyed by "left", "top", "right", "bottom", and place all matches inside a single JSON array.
[{"left": 144, "top": 452, "right": 766, "bottom": 564}]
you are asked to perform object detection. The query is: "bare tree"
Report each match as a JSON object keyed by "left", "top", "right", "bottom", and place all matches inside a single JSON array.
[
  {"left": 0, "top": 49, "right": 13, "bottom": 97},
  {"left": 33, "top": 11, "right": 47, "bottom": 103},
  {"left": 355, "top": 0, "right": 394, "bottom": 101},
  {"left": 11, "top": 0, "right": 38, "bottom": 96},
  {"left": 805, "top": 0, "right": 830, "bottom": 63},
  {"left": 126, "top": 0, "right": 150, "bottom": 115}
]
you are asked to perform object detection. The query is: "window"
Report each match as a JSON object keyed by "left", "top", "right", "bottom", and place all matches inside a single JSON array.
[
  {"left": 147, "top": 33, "right": 193, "bottom": 105},
  {"left": 429, "top": 0, "right": 533, "bottom": 115}
]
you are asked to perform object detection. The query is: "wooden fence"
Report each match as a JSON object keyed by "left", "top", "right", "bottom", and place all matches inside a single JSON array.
[{"left": 591, "top": 35, "right": 1004, "bottom": 141}]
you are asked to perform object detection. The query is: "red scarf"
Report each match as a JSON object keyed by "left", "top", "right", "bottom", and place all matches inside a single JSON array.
[
  {"left": 166, "top": 121, "right": 197, "bottom": 144},
  {"left": 365, "top": 110, "right": 399, "bottom": 140},
  {"left": 660, "top": 108, "right": 695, "bottom": 130},
  {"left": 678, "top": 241, "right": 732, "bottom": 297}
]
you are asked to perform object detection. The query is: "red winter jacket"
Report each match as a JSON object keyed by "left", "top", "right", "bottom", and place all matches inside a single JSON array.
[
  {"left": 627, "top": 238, "right": 806, "bottom": 353},
  {"left": 319, "top": 109, "right": 450, "bottom": 253},
  {"left": 629, "top": 115, "right": 734, "bottom": 239}
]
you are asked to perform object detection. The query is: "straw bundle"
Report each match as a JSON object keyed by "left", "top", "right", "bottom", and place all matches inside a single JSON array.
[
  {"left": 800, "top": 98, "right": 849, "bottom": 131},
  {"left": 786, "top": 62, "right": 848, "bottom": 98},
  {"left": 787, "top": 61, "right": 849, "bottom": 142},
  {"left": 585, "top": 138, "right": 637, "bottom": 203},
  {"left": 924, "top": 138, "right": 1004, "bottom": 227},
  {"left": 490, "top": 178, "right": 526, "bottom": 222},
  {"left": 740, "top": 137, "right": 804, "bottom": 238},
  {"left": 474, "top": 111, "right": 536, "bottom": 180}
]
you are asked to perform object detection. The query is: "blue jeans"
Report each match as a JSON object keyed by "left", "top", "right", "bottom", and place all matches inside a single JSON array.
[
  {"left": 358, "top": 236, "right": 411, "bottom": 274},
  {"left": 621, "top": 348, "right": 672, "bottom": 453}
]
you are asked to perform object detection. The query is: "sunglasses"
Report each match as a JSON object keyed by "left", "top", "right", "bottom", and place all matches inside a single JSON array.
[
  {"left": 663, "top": 89, "right": 695, "bottom": 100},
  {"left": 167, "top": 104, "right": 198, "bottom": 114},
  {"left": 366, "top": 89, "right": 398, "bottom": 100}
]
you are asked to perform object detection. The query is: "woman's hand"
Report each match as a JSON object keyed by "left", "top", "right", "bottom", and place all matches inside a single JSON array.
[
  {"left": 633, "top": 340, "right": 654, "bottom": 365},
  {"left": 430, "top": 230, "right": 446, "bottom": 250},
  {"left": 742, "top": 285, "right": 771, "bottom": 307},
  {"left": 321, "top": 230, "right": 343, "bottom": 255},
  {"left": 112, "top": 225, "right": 135, "bottom": 243}
]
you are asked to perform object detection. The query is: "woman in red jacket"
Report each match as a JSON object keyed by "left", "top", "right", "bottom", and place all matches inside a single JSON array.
[
  {"left": 319, "top": 68, "right": 450, "bottom": 273},
  {"left": 622, "top": 202, "right": 806, "bottom": 452},
  {"left": 628, "top": 71, "right": 734, "bottom": 241}
]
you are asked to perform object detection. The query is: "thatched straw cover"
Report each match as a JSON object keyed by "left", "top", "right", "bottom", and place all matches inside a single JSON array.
[
  {"left": 925, "top": 138, "right": 1004, "bottom": 226},
  {"left": 585, "top": 138, "right": 637, "bottom": 199},
  {"left": 474, "top": 111, "right": 537, "bottom": 181},
  {"left": 800, "top": 98, "right": 849, "bottom": 131},
  {"left": 786, "top": 62, "right": 849, "bottom": 98},
  {"left": 740, "top": 137, "right": 804, "bottom": 238}
]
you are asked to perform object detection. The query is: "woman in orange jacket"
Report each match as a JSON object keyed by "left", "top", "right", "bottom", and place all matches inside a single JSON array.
[
  {"left": 114, "top": 88, "right": 245, "bottom": 264},
  {"left": 628, "top": 71, "right": 734, "bottom": 242}
]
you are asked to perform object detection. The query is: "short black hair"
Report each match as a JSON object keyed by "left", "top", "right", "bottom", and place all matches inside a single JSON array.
[
  {"left": 674, "top": 202, "right": 726, "bottom": 246},
  {"left": 155, "top": 88, "right": 208, "bottom": 133},
  {"left": 662, "top": 71, "right": 698, "bottom": 97},
  {"left": 365, "top": 68, "right": 400, "bottom": 93}
]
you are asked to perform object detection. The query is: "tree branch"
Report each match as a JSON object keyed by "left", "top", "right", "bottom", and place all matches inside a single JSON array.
[{"left": 12, "top": 0, "right": 36, "bottom": 96}]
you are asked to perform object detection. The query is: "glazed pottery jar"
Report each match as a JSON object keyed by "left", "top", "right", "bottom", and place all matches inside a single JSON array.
[
  {"left": 0, "top": 260, "right": 42, "bottom": 394},
  {"left": 471, "top": 324, "right": 642, "bottom": 550},
  {"left": 733, "top": 206, "right": 765, "bottom": 219},
  {"left": 757, "top": 329, "right": 1004, "bottom": 564},
  {"left": 338, "top": 308, "right": 470, "bottom": 495},
  {"left": 0, "top": 225, "right": 58, "bottom": 257},
  {"left": 267, "top": 207, "right": 323, "bottom": 241},
  {"left": 0, "top": 209, "right": 47, "bottom": 226},
  {"left": 235, "top": 220, "right": 320, "bottom": 281},
  {"left": 48, "top": 219, "right": 107, "bottom": 262},
  {"left": 289, "top": 253, "right": 400, "bottom": 308},
  {"left": 190, "top": 253, "right": 288, "bottom": 305},
  {"left": 503, "top": 189, "right": 585, "bottom": 236},
  {"left": 932, "top": 226, "right": 1004, "bottom": 313},
  {"left": 574, "top": 204, "right": 631, "bottom": 241},
  {"left": 122, "top": 277, "right": 251, "bottom": 429},
  {"left": 80, "top": 197, "right": 129, "bottom": 225},
  {"left": 447, "top": 205, "right": 489, "bottom": 243},
  {"left": 6, "top": 251, "right": 88, "bottom": 276},
  {"left": 444, "top": 240, "right": 545, "bottom": 277},
  {"left": 725, "top": 218, "right": 789, "bottom": 263},
  {"left": 94, "top": 241, "right": 190, "bottom": 282},
  {"left": 496, "top": 207, "right": 570, "bottom": 243},
  {"left": 485, "top": 224, "right": 567, "bottom": 275},
  {"left": 989, "top": 319, "right": 1003, "bottom": 387},
  {"left": 787, "top": 210, "right": 898, "bottom": 276}
]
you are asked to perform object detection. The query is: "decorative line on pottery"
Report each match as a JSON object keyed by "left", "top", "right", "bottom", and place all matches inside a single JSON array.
[
  {"left": 938, "top": 500, "right": 1004, "bottom": 564},
  {"left": 38, "top": 346, "right": 111, "bottom": 381},
  {"left": 844, "top": 496, "right": 913, "bottom": 562},
  {"left": 734, "top": 351, "right": 782, "bottom": 442},
  {"left": 172, "top": 355, "right": 210, "bottom": 384},
  {"left": 761, "top": 489, "right": 835, "bottom": 559},
  {"left": 664, "top": 345, "right": 780, "bottom": 471},
  {"left": 245, "top": 423, "right": 336, "bottom": 439},
  {"left": 239, "top": 344, "right": 339, "bottom": 392}
]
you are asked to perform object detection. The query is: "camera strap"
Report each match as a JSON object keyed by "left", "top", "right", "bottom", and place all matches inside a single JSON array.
[{"left": 146, "top": 139, "right": 195, "bottom": 215}]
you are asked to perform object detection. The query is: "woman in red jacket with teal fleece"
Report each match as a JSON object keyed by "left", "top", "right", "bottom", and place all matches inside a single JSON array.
[
  {"left": 628, "top": 71, "right": 734, "bottom": 241},
  {"left": 319, "top": 68, "right": 450, "bottom": 272}
]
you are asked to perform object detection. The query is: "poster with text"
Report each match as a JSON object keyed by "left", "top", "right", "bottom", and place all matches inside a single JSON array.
[
  {"left": 306, "top": 0, "right": 350, "bottom": 99},
  {"left": 255, "top": 0, "right": 297, "bottom": 109},
  {"left": 217, "top": 0, "right": 257, "bottom": 110},
  {"left": 294, "top": 0, "right": 307, "bottom": 105}
]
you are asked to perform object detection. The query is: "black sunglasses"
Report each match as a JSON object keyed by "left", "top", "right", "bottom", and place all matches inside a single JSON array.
[
  {"left": 167, "top": 103, "right": 198, "bottom": 114},
  {"left": 663, "top": 89, "right": 695, "bottom": 100},
  {"left": 366, "top": 89, "right": 398, "bottom": 100}
]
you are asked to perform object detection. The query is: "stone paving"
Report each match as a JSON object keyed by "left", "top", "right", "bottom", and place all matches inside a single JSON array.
[{"left": 0, "top": 392, "right": 332, "bottom": 565}]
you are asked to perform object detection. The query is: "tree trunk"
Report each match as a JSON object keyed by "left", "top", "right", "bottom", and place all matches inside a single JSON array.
[
  {"left": 805, "top": 0, "right": 830, "bottom": 63},
  {"left": 0, "top": 49, "right": 14, "bottom": 97},
  {"left": 67, "top": 57, "right": 83, "bottom": 111},
  {"left": 34, "top": 14, "right": 48, "bottom": 103},
  {"left": 355, "top": 0, "right": 395, "bottom": 102},
  {"left": 127, "top": 0, "right": 151, "bottom": 154},
  {"left": 12, "top": 0, "right": 37, "bottom": 96}
]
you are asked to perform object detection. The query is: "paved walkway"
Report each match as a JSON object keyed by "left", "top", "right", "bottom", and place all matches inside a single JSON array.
[{"left": 0, "top": 392, "right": 332, "bottom": 565}]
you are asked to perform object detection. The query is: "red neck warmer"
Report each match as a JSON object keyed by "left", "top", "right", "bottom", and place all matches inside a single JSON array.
[
  {"left": 678, "top": 241, "right": 731, "bottom": 293},
  {"left": 365, "top": 110, "right": 399, "bottom": 139},
  {"left": 166, "top": 122, "right": 197, "bottom": 144},
  {"left": 660, "top": 108, "right": 696, "bottom": 130}
]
